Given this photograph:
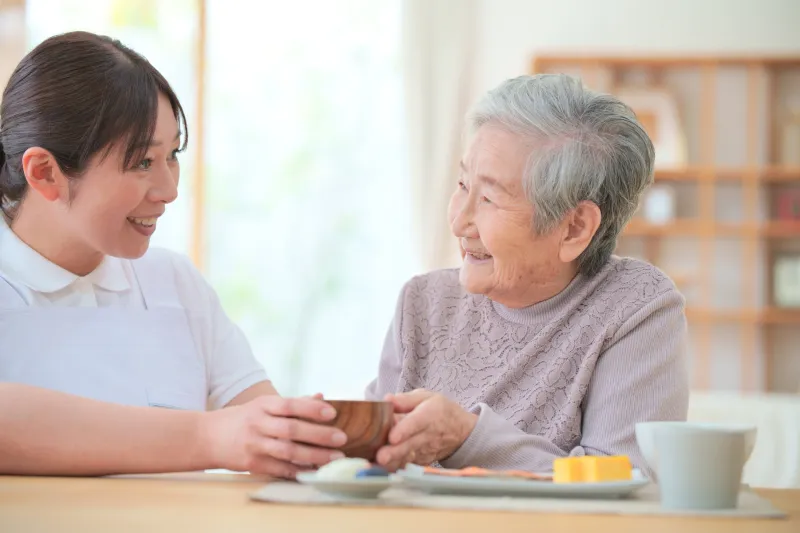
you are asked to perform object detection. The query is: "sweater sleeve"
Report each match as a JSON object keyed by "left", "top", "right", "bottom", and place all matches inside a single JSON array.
[{"left": 441, "top": 289, "right": 689, "bottom": 477}]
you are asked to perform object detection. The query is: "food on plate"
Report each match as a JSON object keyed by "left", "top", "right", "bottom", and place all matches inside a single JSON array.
[
  {"left": 355, "top": 466, "right": 390, "bottom": 478},
  {"left": 419, "top": 456, "right": 632, "bottom": 484},
  {"left": 553, "top": 456, "right": 632, "bottom": 483},
  {"left": 314, "top": 458, "right": 389, "bottom": 480},
  {"left": 315, "top": 458, "right": 370, "bottom": 480},
  {"left": 421, "top": 466, "right": 552, "bottom": 481}
]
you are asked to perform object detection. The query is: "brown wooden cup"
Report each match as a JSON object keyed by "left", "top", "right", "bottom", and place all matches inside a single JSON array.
[{"left": 321, "top": 400, "right": 393, "bottom": 461}]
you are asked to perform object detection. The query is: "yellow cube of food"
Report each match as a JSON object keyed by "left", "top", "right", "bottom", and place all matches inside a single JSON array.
[
  {"left": 553, "top": 456, "right": 632, "bottom": 483},
  {"left": 553, "top": 457, "right": 584, "bottom": 483},
  {"left": 582, "top": 456, "right": 632, "bottom": 482}
]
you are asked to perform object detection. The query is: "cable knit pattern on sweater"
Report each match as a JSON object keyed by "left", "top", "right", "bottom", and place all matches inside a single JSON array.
[{"left": 365, "top": 256, "right": 689, "bottom": 476}]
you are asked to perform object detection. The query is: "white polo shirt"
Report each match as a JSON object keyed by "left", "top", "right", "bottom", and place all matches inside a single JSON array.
[{"left": 0, "top": 219, "right": 269, "bottom": 409}]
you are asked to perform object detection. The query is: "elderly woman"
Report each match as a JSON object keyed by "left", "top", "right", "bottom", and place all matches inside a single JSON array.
[{"left": 366, "top": 73, "right": 688, "bottom": 475}]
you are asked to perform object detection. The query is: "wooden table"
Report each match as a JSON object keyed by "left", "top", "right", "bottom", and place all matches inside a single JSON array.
[{"left": 0, "top": 473, "right": 798, "bottom": 533}]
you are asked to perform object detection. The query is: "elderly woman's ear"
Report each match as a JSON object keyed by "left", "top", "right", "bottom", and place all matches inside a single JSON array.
[{"left": 557, "top": 200, "right": 602, "bottom": 264}]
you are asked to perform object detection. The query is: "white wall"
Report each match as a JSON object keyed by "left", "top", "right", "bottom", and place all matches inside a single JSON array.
[
  {"left": 0, "top": 5, "right": 25, "bottom": 89},
  {"left": 474, "top": 0, "right": 800, "bottom": 93}
]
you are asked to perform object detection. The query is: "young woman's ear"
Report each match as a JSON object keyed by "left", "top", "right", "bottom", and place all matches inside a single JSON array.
[{"left": 22, "top": 147, "right": 70, "bottom": 203}]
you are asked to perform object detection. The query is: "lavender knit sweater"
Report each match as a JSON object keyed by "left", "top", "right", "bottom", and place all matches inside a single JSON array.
[{"left": 365, "top": 256, "right": 689, "bottom": 475}]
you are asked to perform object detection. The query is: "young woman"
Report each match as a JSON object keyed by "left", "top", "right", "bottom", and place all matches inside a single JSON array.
[{"left": 0, "top": 31, "right": 347, "bottom": 478}]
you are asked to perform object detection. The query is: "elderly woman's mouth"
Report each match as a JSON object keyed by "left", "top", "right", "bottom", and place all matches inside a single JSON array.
[{"left": 465, "top": 251, "right": 493, "bottom": 263}]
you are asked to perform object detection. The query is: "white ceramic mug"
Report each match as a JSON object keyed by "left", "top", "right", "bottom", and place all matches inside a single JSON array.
[{"left": 635, "top": 422, "right": 757, "bottom": 510}]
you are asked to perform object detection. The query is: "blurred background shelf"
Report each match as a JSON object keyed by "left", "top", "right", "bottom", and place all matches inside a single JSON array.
[
  {"left": 624, "top": 220, "right": 800, "bottom": 237},
  {"left": 686, "top": 307, "right": 800, "bottom": 324},
  {"left": 654, "top": 166, "right": 800, "bottom": 182},
  {"left": 534, "top": 54, "right": 800, "bottom": 393}
]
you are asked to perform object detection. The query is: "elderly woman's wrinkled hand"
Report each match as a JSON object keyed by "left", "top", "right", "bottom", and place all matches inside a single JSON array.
[{"left": 375, "top": 390, "right": 478, "bottom": 471}]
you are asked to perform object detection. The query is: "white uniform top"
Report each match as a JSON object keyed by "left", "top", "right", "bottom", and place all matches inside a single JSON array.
[{"left": 0, "top": 219, "right": 268, "bottom": 410}]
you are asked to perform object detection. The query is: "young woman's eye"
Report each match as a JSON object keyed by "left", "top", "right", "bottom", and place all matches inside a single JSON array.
[
  {"left": 136, "top": 158, "right": 153, "bottom": 171},
  {"left": 169, "top": 149, "right": 181, "bottom": 162}
]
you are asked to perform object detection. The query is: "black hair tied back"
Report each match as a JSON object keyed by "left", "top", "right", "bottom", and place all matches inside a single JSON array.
[
  {"left": 0, "top": 136, "right": 9, "bottom": 215},
  {"left": 0, "top": 135, "right": 24, "bottom": 221}
]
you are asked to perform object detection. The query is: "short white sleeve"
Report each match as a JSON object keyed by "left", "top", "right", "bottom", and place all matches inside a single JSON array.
[{"left": 163, "top": 251, "right": 270, "bottom": 409}]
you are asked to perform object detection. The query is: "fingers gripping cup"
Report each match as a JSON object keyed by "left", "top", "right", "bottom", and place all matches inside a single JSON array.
[{"left": 320, "top": 400, "right": 393, "bottom": 461}]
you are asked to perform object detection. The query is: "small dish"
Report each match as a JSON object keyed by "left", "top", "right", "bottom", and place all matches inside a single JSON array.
[{"left": 295, "top": 472, "right": 394, "bottom": 499}]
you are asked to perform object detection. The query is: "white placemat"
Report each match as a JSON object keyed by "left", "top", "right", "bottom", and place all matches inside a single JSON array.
[{"left": 250, "top": 481, "right": 787, "bottom": 519}]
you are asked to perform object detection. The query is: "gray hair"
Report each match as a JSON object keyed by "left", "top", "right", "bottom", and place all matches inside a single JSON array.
[{"left": 468, "top": 74, "right": 655, "bottom": 277}]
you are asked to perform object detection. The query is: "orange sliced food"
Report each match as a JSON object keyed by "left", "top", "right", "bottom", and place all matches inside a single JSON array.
[{"left": 422, "top": 466, "right": 552, "bottom": 481}]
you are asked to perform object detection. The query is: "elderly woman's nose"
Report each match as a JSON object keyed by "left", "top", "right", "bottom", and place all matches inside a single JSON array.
[{"left": 451, "top": 202, "right": 477, "bottom": 237}]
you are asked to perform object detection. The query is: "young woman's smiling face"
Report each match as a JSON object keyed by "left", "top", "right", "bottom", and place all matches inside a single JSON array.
[{"left": 55, "top": 94, "right": 182, "bottom": 260}]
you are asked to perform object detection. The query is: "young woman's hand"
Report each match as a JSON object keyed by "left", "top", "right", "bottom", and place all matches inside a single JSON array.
[{"left": 202, "top": 395, "right": 348, "bottom": 479}]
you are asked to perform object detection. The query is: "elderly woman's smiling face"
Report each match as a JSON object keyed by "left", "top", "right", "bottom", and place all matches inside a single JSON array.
[{"left": 448, "top": 123, "right": 574, "bottom": 307}]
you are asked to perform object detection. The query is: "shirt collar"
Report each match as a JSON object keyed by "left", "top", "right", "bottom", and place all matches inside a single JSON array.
[
  {"left": 85, "top": 256, "right": 131, "bottom": 293},
  {"left": 0, "top": 218, "right": 130, "bottom": 293}
]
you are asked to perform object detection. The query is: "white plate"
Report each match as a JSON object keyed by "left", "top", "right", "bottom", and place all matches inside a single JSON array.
[
  {"left": 295, "top": 472, "right": 394, "bottom": 499},
  {"left": 394, "top": 466, "right": 650, "bottom": 499}
]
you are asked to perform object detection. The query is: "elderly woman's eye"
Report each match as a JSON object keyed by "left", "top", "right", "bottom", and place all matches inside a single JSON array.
[
  {"left": 482, "top": 196, "right": 492, "bottom": 204},
  {"left": 458, "top": 181, "right": 468, "bottom": 191}
]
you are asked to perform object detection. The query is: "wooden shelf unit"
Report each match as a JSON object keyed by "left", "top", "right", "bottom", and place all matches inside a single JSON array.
[
  {"left": 624, "top": 219, "right": 800, "bottom": 238},
  {"left": 532, "top": 54, "right": 800, "bottom": 393},
  {"left": 685, "top": 306, "right": 800, "bottom": 324},
  {"left": 653, "top": 167, "right": 800, "bottom": 182}
]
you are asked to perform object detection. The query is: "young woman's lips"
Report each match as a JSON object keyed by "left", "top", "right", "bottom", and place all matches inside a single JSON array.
[{"left": 127, "top": 216, "right": 158, "bottom": 237}]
